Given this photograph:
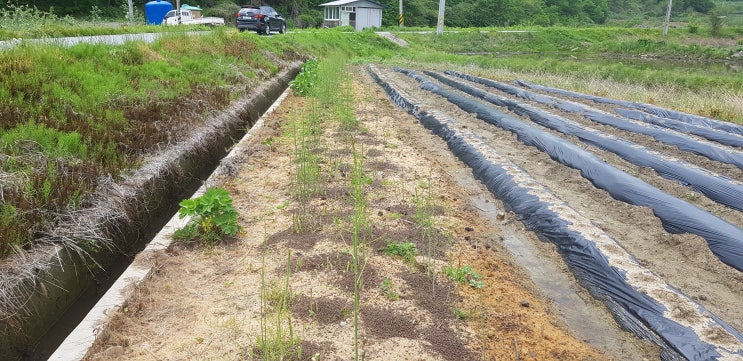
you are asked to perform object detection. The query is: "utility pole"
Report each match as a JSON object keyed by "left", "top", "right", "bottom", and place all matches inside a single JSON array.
[
  {"left": 399, "top": 0, "right": 403, "bottom": 28},
  {"left": 127, "top": 0, "right": 134, "bottom": 24},
  {"left": 663, "top": 0, "right": 673, "bottom": 36},
  {"left": 436, "top": 0, "right": 445, "bottom": 35}
]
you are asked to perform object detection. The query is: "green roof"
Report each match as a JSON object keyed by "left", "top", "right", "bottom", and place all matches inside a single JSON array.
[{"left": 180, "top": 4, "right": 202, "bottom": 11}]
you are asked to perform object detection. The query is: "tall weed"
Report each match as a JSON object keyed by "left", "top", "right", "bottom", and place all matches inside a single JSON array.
[
  {"left": 256, "top": 251, "right": 301, "bottom": 359},
  {"left": 349, "top": 141, "right": 370, "bottom": 361}
]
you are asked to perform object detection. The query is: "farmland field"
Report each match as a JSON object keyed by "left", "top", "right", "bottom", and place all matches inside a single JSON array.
[
  {"left": 84, "top": 61, "right": 743, "bottom": 360},
  {"left": 2, "top": 26, "right": 742, "bottom": 360}
]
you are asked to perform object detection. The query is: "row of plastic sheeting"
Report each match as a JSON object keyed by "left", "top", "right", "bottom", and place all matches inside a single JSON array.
[
  {"left": 615, "top": 108, "right": 743, "bottom": 149},
  {"left": 366, "top": 64, "right": 743, "bottom": 361},
  {"left": 420, "top": 70, "right": 743, "bottom": 213},
  {"left": 447, "top": 71, "right": 743, "bottom": 170},
  {"left": 393, "top": 68, "right": 743, "bottom": 273},
  {"left": 515, "top": 80, "right": 743, "bottom": 137}
]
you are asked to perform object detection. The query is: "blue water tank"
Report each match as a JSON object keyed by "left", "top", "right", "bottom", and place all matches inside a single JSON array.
[{"left": 145, "top": 0, "right": 173, "bottom": 25}]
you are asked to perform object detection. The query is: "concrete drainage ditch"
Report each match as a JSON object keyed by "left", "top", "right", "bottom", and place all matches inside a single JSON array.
[{"left": 0, "top": 62, "right": 301, "bottom": 361}]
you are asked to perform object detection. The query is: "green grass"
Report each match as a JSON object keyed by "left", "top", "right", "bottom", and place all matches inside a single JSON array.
[
  {"left": 290, "top": 59, "right": 319, "bottom": 96},
  {"left": 396, "top": 26, "right": 740, "bottom": 57},
  {"left": 392, "top": 26, "right": 743, "bottom": 94}
]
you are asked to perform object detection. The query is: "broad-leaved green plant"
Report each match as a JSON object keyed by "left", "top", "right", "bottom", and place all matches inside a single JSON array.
[{"left": 173, "top": 187, "right": 242, "bottom": 244}]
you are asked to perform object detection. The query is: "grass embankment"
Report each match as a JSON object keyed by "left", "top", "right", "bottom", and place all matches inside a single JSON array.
[
  {"left": 398, "top": 27, "right": 743, "bottom": 83},
  {"left": 393, "top": 27, "right": 743, "bottom": 123},
  {"left": 0, "top": 31, "right": 277, "bottom": 257},
  {"left": 1, "top": 24, "right": 741, "bottom": 261}
]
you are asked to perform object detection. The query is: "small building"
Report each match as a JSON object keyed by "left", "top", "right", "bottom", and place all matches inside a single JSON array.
[
  {"left": 180, "top": 4, "right": 202, "bottom": 18},
  {"left": 318, "top": 0, "right": 383, "bottom": 31}
]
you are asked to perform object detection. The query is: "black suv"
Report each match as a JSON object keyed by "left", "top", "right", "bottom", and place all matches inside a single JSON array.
[{"left": 236, "top": 6, "right": 286, "bottom": 35}]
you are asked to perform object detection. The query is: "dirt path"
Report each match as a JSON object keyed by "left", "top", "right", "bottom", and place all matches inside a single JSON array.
[{"left": 83, "top": 63, "right": 743, "bottom": 360}]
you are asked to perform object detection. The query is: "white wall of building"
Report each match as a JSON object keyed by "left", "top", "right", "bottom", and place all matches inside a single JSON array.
[{"left": 356, "top": 8, "right": 382, "bottom": 30}]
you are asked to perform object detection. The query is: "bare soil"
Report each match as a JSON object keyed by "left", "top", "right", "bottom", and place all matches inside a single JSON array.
[{"left": 86, "top": 64, "right": 743, "bottom": 360}]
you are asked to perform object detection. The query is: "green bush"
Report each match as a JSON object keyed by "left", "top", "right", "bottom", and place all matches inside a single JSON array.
[
  {"left": 298, "top": 11, "right": 323, "bottom": 28},
  {"left": 290, "top": 59, "right": 319, "bottom": 96},
  {"left": 202, "top": 2, "right": 240, "bottom": 26},
  {"left": 173, "top": 187, "right": 242, "bottom": 244},
  {"left": 711, "top": 14, "right": 724, "bottom": 36}
]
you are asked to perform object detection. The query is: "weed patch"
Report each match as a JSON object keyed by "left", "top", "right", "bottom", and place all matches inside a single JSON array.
[
  {"left": 290, "top": 59, "right": 318, "bottom": 96},
  {"left": 442, "top": 264, "right": 484, "bottom": 289},
  {"left": 382, "top": 240, "right": 418, "bottom": 264},
  {"left": 379, "top": 278, "right": 400, "bottom": 301},
  {"left": 255, "top": 251, "right": 302, "bottom": 360},
  {"left": 173, "top": 187, "right": 242, "bottom": 245}
]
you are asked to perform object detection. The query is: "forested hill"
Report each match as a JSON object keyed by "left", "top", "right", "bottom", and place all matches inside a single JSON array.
[{"left": 0, "top": 0, "right": 720, "bottom": 27}]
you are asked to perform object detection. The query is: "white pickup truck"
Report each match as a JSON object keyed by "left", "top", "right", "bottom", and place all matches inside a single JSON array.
[{"left": 163, "top": 9, "right": 224, "bottom": 26}]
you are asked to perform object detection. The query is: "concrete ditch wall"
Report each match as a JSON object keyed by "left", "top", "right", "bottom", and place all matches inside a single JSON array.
[{"left": 0, "top": 62, "right": 301, "bottom": 360}]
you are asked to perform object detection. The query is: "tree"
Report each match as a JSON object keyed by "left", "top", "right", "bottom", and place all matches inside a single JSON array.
[
  {"left": 545, "top": 0, "right": 609, "bottom": 23},
  {"left": 377, "top": 0, "right": 438, "bottom": 27},
  {"left": 683, "top": 0, "right": 714, "bottom": 14},
  {"left": 584, "top": 0, "right": 609, "bottom": 23}
]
